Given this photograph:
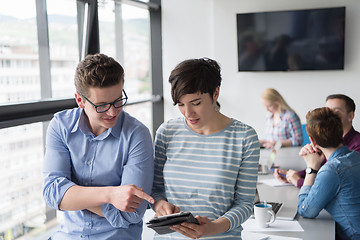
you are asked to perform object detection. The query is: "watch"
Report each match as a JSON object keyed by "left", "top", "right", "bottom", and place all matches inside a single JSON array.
[{"left": 305, "top": 167, "right": 318, "bottom": 174}]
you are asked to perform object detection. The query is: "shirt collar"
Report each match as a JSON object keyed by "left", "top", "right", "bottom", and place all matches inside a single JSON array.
[
  {"left": 328, "top": 145, "right": 350, "bottom": 160},
  {"left": 279, "top": 110, "right": 285, "bottom": 119},
  {"left": 70, "top": 108, "right": 83, "bottom": 134},
  {"left": 269, "top": 110, "right": 286, "bottom": 120},
  {"left": 71, "top": 109, "right": 95, "bottom": 136},
  {"left": 70, "top": 108, "right": 122, "bottom": 139},
  {"left": 109, "top": 111, "right": 122, "bottom": 139}
]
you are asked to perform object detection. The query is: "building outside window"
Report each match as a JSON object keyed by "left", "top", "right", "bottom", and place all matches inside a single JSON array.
[
  {"left": 47, "top": 0, "right": 79, "bottom": 99},
  {"left": 0, "top": 0, "right": 40, "bottom": 104},
  {"left": 98, "top": 1, "right": 152, "bottom": 131}
]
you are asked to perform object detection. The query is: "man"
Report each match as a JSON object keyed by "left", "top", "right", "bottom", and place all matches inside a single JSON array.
[
  {"left": 297, "top": 107, "right": 360, "bottom": 239},
  {"left": 43, "top": 53, "right": 154, "bottom": 239},
  {"left": 274, "top": 94, "right": 360, "bottom": 187}
]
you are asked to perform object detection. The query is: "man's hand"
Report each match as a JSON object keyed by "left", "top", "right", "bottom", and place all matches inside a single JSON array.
[
  {"left": 286, "top": 169, "right": 301, "bottom": 186},
  {"left": 109, "top": 184, "right": 154, "bottom": 212},
  {"left": 153, "top": 199, "right": 180, "bottom": 216},
  {"left": 273, "top": 168, "right": 289, "bottom": 183}
]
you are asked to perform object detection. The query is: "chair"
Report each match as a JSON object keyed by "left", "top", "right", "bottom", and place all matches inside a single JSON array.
[{"left": 301, "top": 124, "right": 311, "bottom": 146}]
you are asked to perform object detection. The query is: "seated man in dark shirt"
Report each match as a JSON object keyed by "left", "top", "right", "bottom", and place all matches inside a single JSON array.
[{"left": 274, "top": 94, "right": 360, "bottom": 187}]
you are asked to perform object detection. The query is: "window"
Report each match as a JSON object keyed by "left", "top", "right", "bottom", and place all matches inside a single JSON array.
[
  {"left": 0, "top": 0, "right": 40, "bottom": 105},
  {"left": 0, "top": 123, "right": 45, "bottom": 239},
  {"left": 98, "top": 0, "right": 116, "bottom": 57},
  {"left": 47, "top": 0, "right": 79, "bottom": 99},
  {"left": 98, "top": 1, "right": 153, "bottom": 131}
]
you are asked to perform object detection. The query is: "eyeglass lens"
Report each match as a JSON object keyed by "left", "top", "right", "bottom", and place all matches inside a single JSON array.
[{"left": 96, "top": 98, "right": 127, "bottom": 113}]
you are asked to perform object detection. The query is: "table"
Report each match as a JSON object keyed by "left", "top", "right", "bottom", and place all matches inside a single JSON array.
[
  {"left": 244, "top": 147, "right": 335, "bottom": 239},
  {"left": 259, "top": 146, "right": 306, "bottom": 171},
  {"left": 250, "top": 174, "right": 335, "bottom": 239}
]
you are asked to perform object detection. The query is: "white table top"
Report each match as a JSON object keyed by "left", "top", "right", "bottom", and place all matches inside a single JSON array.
[
  {"left": 259, "top": 146, "right": 307, "bottom": 171},
  {"left": 248, "top": 165, "right": 335, "bottom": 239}
]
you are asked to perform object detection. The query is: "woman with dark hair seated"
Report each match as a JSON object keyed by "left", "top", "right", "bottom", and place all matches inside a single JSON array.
[{"left": 297, "top": 107, "right": 360, "bottom": 240}]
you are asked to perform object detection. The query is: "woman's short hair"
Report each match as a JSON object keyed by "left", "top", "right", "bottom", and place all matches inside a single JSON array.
[
  {"left": 74, "top": 53, "right": 124, "bottom": 97},
  {"left": 168, "top": 58, "right": 221, "bottom": 105},
  {"left": 306, "top": 107, "right": 343, "bottom": 148}
]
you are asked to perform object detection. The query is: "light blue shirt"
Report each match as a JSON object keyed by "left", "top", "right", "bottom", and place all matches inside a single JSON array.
[
  {"left": 152, "top": 118, "right": 259, "bottom": 239},
  {"left": 43, "top": 108, "right": 154, "bottom": 240},
  {"left": 298, "top": 146, "right": 360, "bottom": 239}
]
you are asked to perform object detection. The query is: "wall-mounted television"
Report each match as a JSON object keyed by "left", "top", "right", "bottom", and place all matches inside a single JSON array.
[{"left": 236, "top": 7, "right": 345, "bottom": 71}]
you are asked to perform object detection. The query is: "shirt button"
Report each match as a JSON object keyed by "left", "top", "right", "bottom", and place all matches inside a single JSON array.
[{"left": 87, "top": 161, "right": 91, "bottom": 165}]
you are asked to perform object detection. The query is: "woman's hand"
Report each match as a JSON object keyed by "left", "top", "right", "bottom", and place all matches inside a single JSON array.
[
  {"left": 299, "top": 143, "right": 320, "bottom": 156},
  {"left": 299, "top": 144, "right": 324, "bottom": 170},
  {"left": 303, "top": 152, "right": 324, "bottom": 170},
  {"left": 261, "top": 140, "right": 276, "bottom": 149},
  {"left": 153, "top": 199, "right": 180, "bottom": 217},
  {"left": 170, "top": 216, "right": 230, "bottom": 239},
  {"left": 170, "top": 215, "right": 211, "bottom": 239}
]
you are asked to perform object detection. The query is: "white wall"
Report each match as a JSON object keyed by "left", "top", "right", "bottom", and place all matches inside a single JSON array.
[{"left": 162, "top": 0, "right": 360, "bottom": 138}]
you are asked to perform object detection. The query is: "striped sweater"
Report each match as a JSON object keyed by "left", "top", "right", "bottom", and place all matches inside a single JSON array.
[{"left": 152, "top": 117, "right": 260, "bottom": 239}]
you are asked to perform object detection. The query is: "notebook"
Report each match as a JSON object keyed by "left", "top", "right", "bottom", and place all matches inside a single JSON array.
[{"left": 254, "top": 188, "right": 298, "bottom": 221}]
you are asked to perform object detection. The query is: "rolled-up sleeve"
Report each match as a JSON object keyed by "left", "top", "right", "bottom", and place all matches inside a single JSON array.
[
  {"left": 43, "top": 117, "right": 76, "bottom": 210},
  {"left": 298, "top": 167, "right": 338, "bottom": 218},
  {"left": 101, "top": 125, "right": 154, "bottom": 227}
]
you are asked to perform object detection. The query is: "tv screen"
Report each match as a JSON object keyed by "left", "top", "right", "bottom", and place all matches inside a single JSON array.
[{"left": 236, "top": 7, "right": 345, "bottom": 71}]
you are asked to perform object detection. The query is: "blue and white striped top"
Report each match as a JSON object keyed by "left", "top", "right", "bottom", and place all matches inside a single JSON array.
[{"left": 152, "top": 117, "right": 260, "bottom": 239}]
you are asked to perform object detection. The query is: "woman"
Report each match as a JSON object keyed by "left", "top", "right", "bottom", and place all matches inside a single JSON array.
[
  {"left": 260, "top": 88, "right": 303, "bottom": 148},
  {"left": 151, "top": 58, "right": 260, "bottom": 239},
  {"left": 297, "top": 107, "right": 360, "bottom": 239}
]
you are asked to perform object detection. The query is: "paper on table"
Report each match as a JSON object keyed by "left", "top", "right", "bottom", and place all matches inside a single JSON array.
[
  {"left": 258, "top": 178, "right": 293, "bottom": 187},
  {"left": 242, "top": 218, "right": 304, "bottom": 232},
  {"left": 242, "top": 232, "right": 302, "bottom": 240}
]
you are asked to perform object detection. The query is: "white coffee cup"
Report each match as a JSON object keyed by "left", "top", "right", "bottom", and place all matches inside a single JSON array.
[{"left": 254, "top": 203, "right": 276, "bottom": 228}]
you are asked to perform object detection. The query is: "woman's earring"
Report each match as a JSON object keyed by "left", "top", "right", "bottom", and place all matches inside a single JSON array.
[{"left": 214, "top": 103, "right": 220, "bottom": 112}]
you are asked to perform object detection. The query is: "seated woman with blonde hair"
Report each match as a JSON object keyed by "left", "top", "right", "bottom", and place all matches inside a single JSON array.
[{"left": 260, "top": 88, "right": 303, "bottom": 148}]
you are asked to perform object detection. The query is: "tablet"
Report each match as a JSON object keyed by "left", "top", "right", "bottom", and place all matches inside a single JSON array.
[{"left": 146, "top": 211, "right": 199, "bottom": 235}]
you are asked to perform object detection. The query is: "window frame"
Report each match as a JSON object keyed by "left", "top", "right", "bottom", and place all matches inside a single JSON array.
[{"left": 0, "top": 0, "right": 163, "bottom": 134}]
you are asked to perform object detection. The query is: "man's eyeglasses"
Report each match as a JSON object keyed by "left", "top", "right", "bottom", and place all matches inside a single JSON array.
[{"left": 81, "top": 89, "right": 128, "bottom": 113}]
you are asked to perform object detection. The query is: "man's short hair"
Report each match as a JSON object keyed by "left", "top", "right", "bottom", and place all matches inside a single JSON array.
[
  {"left": 74, "top": 53, "right": 124, "bottom": 97},
  {"left": 306, "top": 107, "right": 343, "bottom": 148},
  {"left": 326, "top": 94, "right": 356, "bottom": 113},
  {"left": 168, "top": 57, "right": 222, "bottom": 105}
]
